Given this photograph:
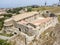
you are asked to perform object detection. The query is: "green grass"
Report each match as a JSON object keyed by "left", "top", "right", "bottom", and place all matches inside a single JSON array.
[
  {"left": 0, "top": 33, "right": 13, "bottom": 37},
  {"left": 58, "top": 15, "right": 60, "bottom": 22},
  {"left": 0, "top": 39, "right": 11, "bottom": 45},
  {"left": 32, "top": 6, "right": 60, "bottom": 13}
]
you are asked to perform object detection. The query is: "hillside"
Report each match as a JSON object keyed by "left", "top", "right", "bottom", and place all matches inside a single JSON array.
[{"left": 32, "top": 6, "right": 60, "bottom": 13}]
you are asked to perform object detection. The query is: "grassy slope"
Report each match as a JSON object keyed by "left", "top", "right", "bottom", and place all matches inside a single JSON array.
[
  {"left": 32, "top": 6, "right": 60, "bottom": 22},
  {"left": 32, "top": 6, "right": 60, "bottom": 13}
]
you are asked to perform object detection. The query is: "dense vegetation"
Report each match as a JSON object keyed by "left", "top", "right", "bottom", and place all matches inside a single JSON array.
[
  {"left": 0, "top": 14, "right": 12, "bottom": 30},
  {"left": 27, "top": 7, "right": 32, "bottom": 12},
  {"left": 6, "top": 5, "right": 40, "bottom": 14},
  {"left": 7, "top": 7, "right": 23, "bottom": 14},
  {"left": 4, "top": 14, "right": 12, "bottom": 19},
  {"left": 6, "top": 6, "right": 60, "bottom": 14},
  {"left": 0, "top": 39, "right": 11, "bottom": 45},
  {"left": 0, "top": 33, "right": 13, "bottom": 37}
]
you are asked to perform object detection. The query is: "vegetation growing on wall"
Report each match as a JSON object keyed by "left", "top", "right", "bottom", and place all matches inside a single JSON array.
[
  {"left": 0, "top": 39, "right": 11, "bottom": 45},
  {"left": 0, "top": 33, "right": 13, "bottom": 37},
  {"left": 58, "top": 15, "right": 60, "bottom": 22},
  {"left": 0, "top": 14, "right": 12, "bottom": 30}
]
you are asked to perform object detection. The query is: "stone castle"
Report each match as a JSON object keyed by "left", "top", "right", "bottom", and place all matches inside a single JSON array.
[{"left": 3, "top": 10, "right": 58, "bottom": 45}]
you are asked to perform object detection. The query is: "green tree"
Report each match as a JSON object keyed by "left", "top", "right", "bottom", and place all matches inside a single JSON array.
[
  {"left": 27, "top": 7, "right": 32, "bottom": 12},
  {"left": 7, "top": 9, "right": 12, "bottom": 13},
  {"left": 3, "top": 14, "right": 12, "bottom": 19},
  {"left": 4, "top": 14, "right": 12, "bottom": 17},
  {"left": 6, "top": 7, "right": 23, "bottom": 14}
]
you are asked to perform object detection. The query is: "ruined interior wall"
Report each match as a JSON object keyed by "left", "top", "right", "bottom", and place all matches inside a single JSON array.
[{"left": 8, "top": 33, "right": 26, "bottom": 45}]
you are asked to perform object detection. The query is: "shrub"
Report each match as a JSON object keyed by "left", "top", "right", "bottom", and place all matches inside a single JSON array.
[
  {"left": 0, "top": 39, "right": 11, "bottom": 45},
  {"left": 27, "top": 7, "right": 32, "bottom": 12}
]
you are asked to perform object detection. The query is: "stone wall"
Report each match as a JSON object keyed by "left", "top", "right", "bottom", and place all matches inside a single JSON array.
[
  {"left": 8, "top": 33, "right": 26, "bottom": 45},
  {"left": 8, "top": 32, "right": 36, "bottom": 45}
]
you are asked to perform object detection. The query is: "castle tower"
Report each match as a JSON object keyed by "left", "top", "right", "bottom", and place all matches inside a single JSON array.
[
  {"left": 44, "top": 1, "right": 47, "bottom": 6},
  {"left": 59, "top": 0, "right": 60, "bottom": 1},
  {"left": 58, "top": 0, "right": 60, "bottom": 6},
  {"left": 45, "top": 2, "right": 47, "bottom": 6}
]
